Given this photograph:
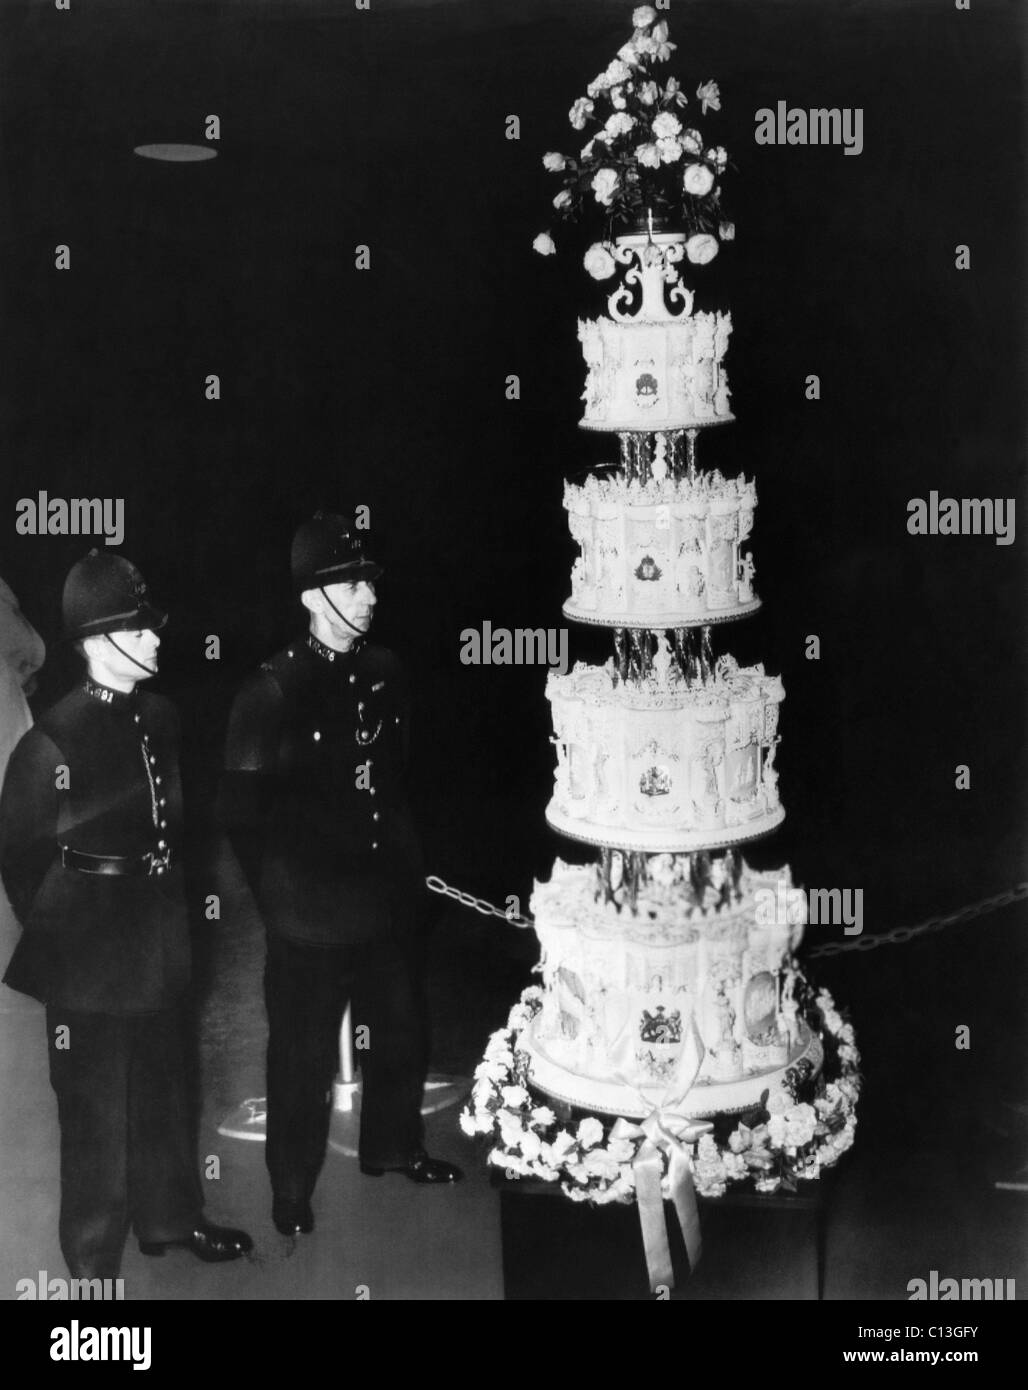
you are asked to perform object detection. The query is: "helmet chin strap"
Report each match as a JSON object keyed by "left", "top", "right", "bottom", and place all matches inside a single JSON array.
[
  {"left": 319, "top": 587, "right": 369, "bottom": 641},
  {"left": 105, "top": 634, "right": 158, "bottom": 677}
]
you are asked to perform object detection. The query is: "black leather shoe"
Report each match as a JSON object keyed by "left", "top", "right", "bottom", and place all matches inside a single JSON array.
[
  {"left": 139, "top": 1219, "right": 253, "bottom": 1262},
  {"left": 360, "top": 1150, "right": 464, "bottom": 1184},
  {"left": 272, "top": 1198, "right": 314, "bottom": 1235}
]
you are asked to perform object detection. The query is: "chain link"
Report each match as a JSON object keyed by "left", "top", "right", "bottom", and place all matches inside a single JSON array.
[
  {"left": 425, "top": 875, "right": 535, "bottom": 928},
  {"left": 426, "top": 875, "right": 1028, "bottom": 953}
]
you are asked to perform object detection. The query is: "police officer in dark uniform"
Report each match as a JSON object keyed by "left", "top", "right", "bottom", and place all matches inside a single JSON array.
[
  {"left": 0, "top": 551, "right": 252, "bottom": 1279},
  {"left": 220, "top": 512, "right": 461, "bottom": 1238}
]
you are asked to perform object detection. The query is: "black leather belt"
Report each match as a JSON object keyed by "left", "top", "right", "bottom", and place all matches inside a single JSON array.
[{"left": 60, "top": 845, "right": 173, "bottom": 877}]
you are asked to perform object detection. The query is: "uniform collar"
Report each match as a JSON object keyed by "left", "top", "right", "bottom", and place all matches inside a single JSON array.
[
  {"left": 306, "top": 631, "right": 363, "bottom": 665},
  {"left": 84, "top": 676, "right": 138, "bottom": 710}
]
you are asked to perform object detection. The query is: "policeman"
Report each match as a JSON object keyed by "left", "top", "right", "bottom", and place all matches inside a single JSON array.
[
  {"left": 0, "top": 550, "right": 252, "bottom": 1279},
  {"left": 221, "top": 511, "right": 461, "bottom": 1238}
]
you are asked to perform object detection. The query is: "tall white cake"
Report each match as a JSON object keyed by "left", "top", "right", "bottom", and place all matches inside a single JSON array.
[{"left": 464, "top": 7, "right": 858, "bottom": 1241}]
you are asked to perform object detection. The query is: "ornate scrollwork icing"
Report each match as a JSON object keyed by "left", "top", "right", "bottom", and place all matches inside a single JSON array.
[{"left": 607, "top": 234, "right": 695, "bottom": 324}]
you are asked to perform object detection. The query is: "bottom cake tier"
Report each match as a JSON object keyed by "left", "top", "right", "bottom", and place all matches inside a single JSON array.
[
  {"left": 461, "top": 967, "right": 860, "bottom": 1203},
  {"left": 461, "top": 855, "right": 860, "bottom": 1202},
  {"left": 522, "top": 855, "right": 814, "bottom": 1116}
]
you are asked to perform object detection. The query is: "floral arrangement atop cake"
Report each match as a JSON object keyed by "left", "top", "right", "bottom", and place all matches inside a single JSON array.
[
  {"left": 533, "top": 6, "right": 734, "bottom": 274},
  {"left": 461, "top": 974, "right": 860, "bottom": 1203}
]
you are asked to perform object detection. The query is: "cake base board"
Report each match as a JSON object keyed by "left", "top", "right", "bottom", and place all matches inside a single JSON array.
[
  {"left": 544, "top": 804, "right": 785, "bottom": 854},
  {"left": 578, "top": 415, "right": 735, "bottom": 435},
  {"left": 523, "top": 1021, "right": 823, "bottom": 1120},
  {"left": 563, "top": 598, "right": 762, "bottom": 629}
]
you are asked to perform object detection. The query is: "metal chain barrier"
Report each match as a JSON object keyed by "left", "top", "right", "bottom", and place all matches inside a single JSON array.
[{"left": 426, "top": 875, "right": 1028, "bottom": 954}]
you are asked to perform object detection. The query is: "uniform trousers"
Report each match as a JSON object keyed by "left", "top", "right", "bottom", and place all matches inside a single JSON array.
[
  {"left": 264, "top": 932, "right": 427, "bottom": 1204},
  {"left": 45, "top": 1006, "right": 203, "bottom": 1280}
]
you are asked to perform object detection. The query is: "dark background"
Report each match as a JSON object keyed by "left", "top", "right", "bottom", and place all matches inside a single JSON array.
[
  {"left": 0, "top": 0, "right": 1024, "bottom": 988},
  {"left": 0, "top": 0, "right": 1026, "bottom": 1304}
]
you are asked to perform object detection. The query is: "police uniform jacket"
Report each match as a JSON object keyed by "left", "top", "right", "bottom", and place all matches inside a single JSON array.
[
  {"left": 0, "top": 682, "right": 190, "bottom": 1013},
  {"left": 220, "top": 636, "right": 424, "bottom": 946}
]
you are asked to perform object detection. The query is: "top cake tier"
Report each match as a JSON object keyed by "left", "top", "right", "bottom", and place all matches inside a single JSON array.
[{"left": 578, "top": 232, "right": 733, "bottom": 433}]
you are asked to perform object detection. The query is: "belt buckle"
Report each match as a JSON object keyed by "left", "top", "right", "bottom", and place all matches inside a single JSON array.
[{"left": 146, "top": 846, "right": 171, "bottom": 877}]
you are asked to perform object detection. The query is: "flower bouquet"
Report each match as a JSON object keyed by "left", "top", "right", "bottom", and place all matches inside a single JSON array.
[{"left": 533, "top": 6, "right": 734, "bottom": 278}]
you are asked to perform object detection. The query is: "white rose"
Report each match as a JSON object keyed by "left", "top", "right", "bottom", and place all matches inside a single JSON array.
[
  {"left": 651, "top": 21, "right": 675, "bottom": 61},
  {"left": 657, "top": 136, "right": 682, "bottom": 164},
  {"left": 722, "top": 1150, "right": 747, "bottom": 1181},
  {"left": 576, "top": 1116, "right": 605, "bottom": 1149},
  {"left": 605, "top": 59, "right": 632, "bottom": 85},
  {"left": 500, "top": 1084, "right": 529, "bottom": 1108},
  {"left": 610, "top": 86, "right": 627, "bottom": 110},
  {"left": 785, "top": 1103, "right": 817, "bottom": 1148},
  {"left": 606, "top": 1138, "right": 636, "bottom": 1164},
  {"left": 683, "top": 162, "right": 715, "bottom": 196},
  {"left": 604, "top": 112, "right": 636, "bottom": 138},
  {"left": 767, "top": 1091, "right": 792, "bottom": 1116},
  {"left": 459, "top": 1110, "right": 478, "bottom": 1137},
  {"left": 474, "top": 1058, "right": 508, "bottom": 1082},
  {"left": 553, "top": 189, "right": 572, "bottom": 211},
  {"left": 549, "top": 1129, "right": 577, "bottom": 1159},
  {"left": 767, "top": 1114, "right": 788, "bottom": 1148},
  {"left": 520, "top": 1128, "right": 543, "bottom": 1162},
  {"left": 632, "top": 5, "right": 657, "bottom": 27},
  {"left": 617, "top": 43, "right": 639, "bottom": 66},
  {"left": 583, "top": 1148, "right": 622, "bottom": 1180},
  {"left": 532, "top": 231, "right": 556, "bottom": 257},
  {"left": 680, "top": 127, "right": 703, "bottom": 155},
  {"left": 696, "top": 80, "right": 721, "bottom": 115},
  {"left": 531, "top": 1105, "right": 556, "bottom": 1127},
  {"left": 583, "top": 242, "right": 617, "bottom": 280},
  {"left": 685, "top": 233, "right": 718, "bottom": 264},
  {"left": 568, "top": 97, "right": 595, "bottom": 130},
  {"left": 542, "top": 151, "right": 566, "bottom": 172},
  {"left": 634, "top": 142, "right": 661, "bottom": 169},
  {"left": 637, "top": 80, "right": 659, "bottom": 106},
  {"left": 728, "top": 1128, "right": 750, "bottom": 1154},
  {"left": 591, "top": 168, "right": 619, "bottom": 206},
  {"left": 707, "top": 145, "right": 728, "bottom": 172},
  {"left": 651, "top": 111, "right": 682, "bottom": 140},
  {"left": 719, "top": 220, "right": 735, "bottom": 242}
]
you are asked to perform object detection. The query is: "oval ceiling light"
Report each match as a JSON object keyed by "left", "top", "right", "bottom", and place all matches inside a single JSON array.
[{"left": 133, "top": 144, "right": 218, "bottom": 163}]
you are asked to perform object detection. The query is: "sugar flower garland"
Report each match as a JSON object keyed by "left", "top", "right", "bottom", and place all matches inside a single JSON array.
[{"left": 461, "top": 975, "right": 860, "bottom": 1203}]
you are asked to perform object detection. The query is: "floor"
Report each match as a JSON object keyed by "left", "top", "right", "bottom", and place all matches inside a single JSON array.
[{"left": 1, "top": 817, "right": 1025, "bottom": 1302}]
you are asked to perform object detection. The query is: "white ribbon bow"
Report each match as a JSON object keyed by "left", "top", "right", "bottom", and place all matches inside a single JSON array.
[{"left": 612, "top": 1018, "right": 713, "bottom": 1292}]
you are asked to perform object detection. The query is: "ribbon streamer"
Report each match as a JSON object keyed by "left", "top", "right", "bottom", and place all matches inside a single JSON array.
[{"left": 612, "top": 1017, "right": 713, "bottom": 1292}]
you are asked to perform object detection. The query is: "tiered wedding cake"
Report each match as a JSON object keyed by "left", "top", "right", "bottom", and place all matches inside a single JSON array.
[
  {"left": 464, "top": 8, "right": 858, "bottom": 1280},
  {"left": 522, "top": 215, "right": 810, "bottom": 1117}
]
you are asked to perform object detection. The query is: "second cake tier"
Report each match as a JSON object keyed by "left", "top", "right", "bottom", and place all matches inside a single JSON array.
[
  {"left": 545, "top": 650, "right": 784, "bottom": 853},
  {"left": 564, "top": 467, "right": 759, "bottom": 629}
]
